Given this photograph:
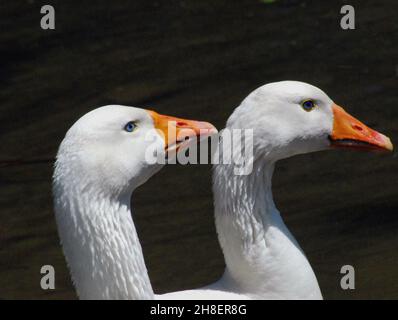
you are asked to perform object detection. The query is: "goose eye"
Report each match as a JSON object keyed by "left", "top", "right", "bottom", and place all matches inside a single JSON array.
[
  {"left": 301, "top": 100, "right": 316, "bottom": 112},
  {"left": 124, "top": 121, "right": 137, "bottom": 132}
]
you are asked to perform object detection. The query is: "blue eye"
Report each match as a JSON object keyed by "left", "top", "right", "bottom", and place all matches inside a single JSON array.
[
  {"left": 301, "top": 100, "right": 316, "bottom": 112},
  {"left": 124, "top": 121, "right": 136, "bottom": 132}
]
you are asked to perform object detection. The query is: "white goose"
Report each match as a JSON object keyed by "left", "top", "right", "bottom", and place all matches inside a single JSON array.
[
  {"left": 162, "top": 81, "right": 393, "bottom": 300},
  {"left": 53, "top": 105, "right": 216, "bottom": 299}
]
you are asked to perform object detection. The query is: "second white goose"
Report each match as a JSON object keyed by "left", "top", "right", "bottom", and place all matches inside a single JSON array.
[{"left": 162, "top": 81, "right": 393, "bottom": 300}]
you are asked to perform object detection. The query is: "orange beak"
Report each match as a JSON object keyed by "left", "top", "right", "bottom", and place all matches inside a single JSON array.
[
  {"left": 148, "top": 110, "right": 217, "bottom": 152},
  {"left": 330, "top": 104, "right": 393, "bottom": 152}
]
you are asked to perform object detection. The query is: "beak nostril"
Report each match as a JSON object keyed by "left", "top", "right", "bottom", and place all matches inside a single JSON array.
[
  {"left": 176, "top": 121, "right": 188, "bottom": 127},
  {"left": 353, "top": 125, "right": 363, "bottom": 131}
]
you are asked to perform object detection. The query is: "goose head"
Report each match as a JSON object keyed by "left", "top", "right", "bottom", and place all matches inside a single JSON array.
[
  {"left": 55, "top": 105, "right": 216, "bottom": 197},
  {"left": 228, "top": 81, "right": 393, "bottom": 161}
]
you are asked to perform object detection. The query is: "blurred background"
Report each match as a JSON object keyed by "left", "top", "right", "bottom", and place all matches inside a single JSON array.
[{"left": 0, "top": 0, "right": 397, "bottom": 299}]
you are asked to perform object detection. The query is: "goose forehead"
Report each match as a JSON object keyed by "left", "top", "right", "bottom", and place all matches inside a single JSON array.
[
  {"left": 72, "top": 105, "right": 153, "bottom": 131},
  {"left": 254, "top": 81, "right": 332, "bottom": 102}
]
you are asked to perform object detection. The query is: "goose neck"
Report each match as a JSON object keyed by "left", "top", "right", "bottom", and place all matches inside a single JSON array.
[
  {"left": 213, "top": 159, "right": 322, "bottom": 299},
  {"left": 53, "top": 178, "right": 154, "bottom": 299}
]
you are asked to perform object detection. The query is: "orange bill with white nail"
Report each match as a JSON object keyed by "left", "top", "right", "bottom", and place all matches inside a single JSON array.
[
  {"left": 148, "top": 110, "right": 218, "bottom": 152},
  {"left": 329, "top": 104, "right": 393, "bottom": 152}
]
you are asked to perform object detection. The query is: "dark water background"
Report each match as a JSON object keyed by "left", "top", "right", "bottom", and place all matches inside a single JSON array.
[{"left": 0, "top": 0, "right": 397, "bottom": 299}]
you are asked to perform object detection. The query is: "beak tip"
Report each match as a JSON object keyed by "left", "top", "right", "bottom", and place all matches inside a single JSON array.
[
  {"left": 385, "top": 137, "right": 394, "bottom": 152},
  {"left": 208, "top": 126, "right": 219, "bottom": 135}
]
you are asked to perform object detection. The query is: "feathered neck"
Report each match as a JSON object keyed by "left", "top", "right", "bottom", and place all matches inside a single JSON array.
[
  {"left": 53, "top": 166, "right": 154, "bottom": 300},
  {"left": 212, "top": 157, "right": 323, "bottom": 299}
]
